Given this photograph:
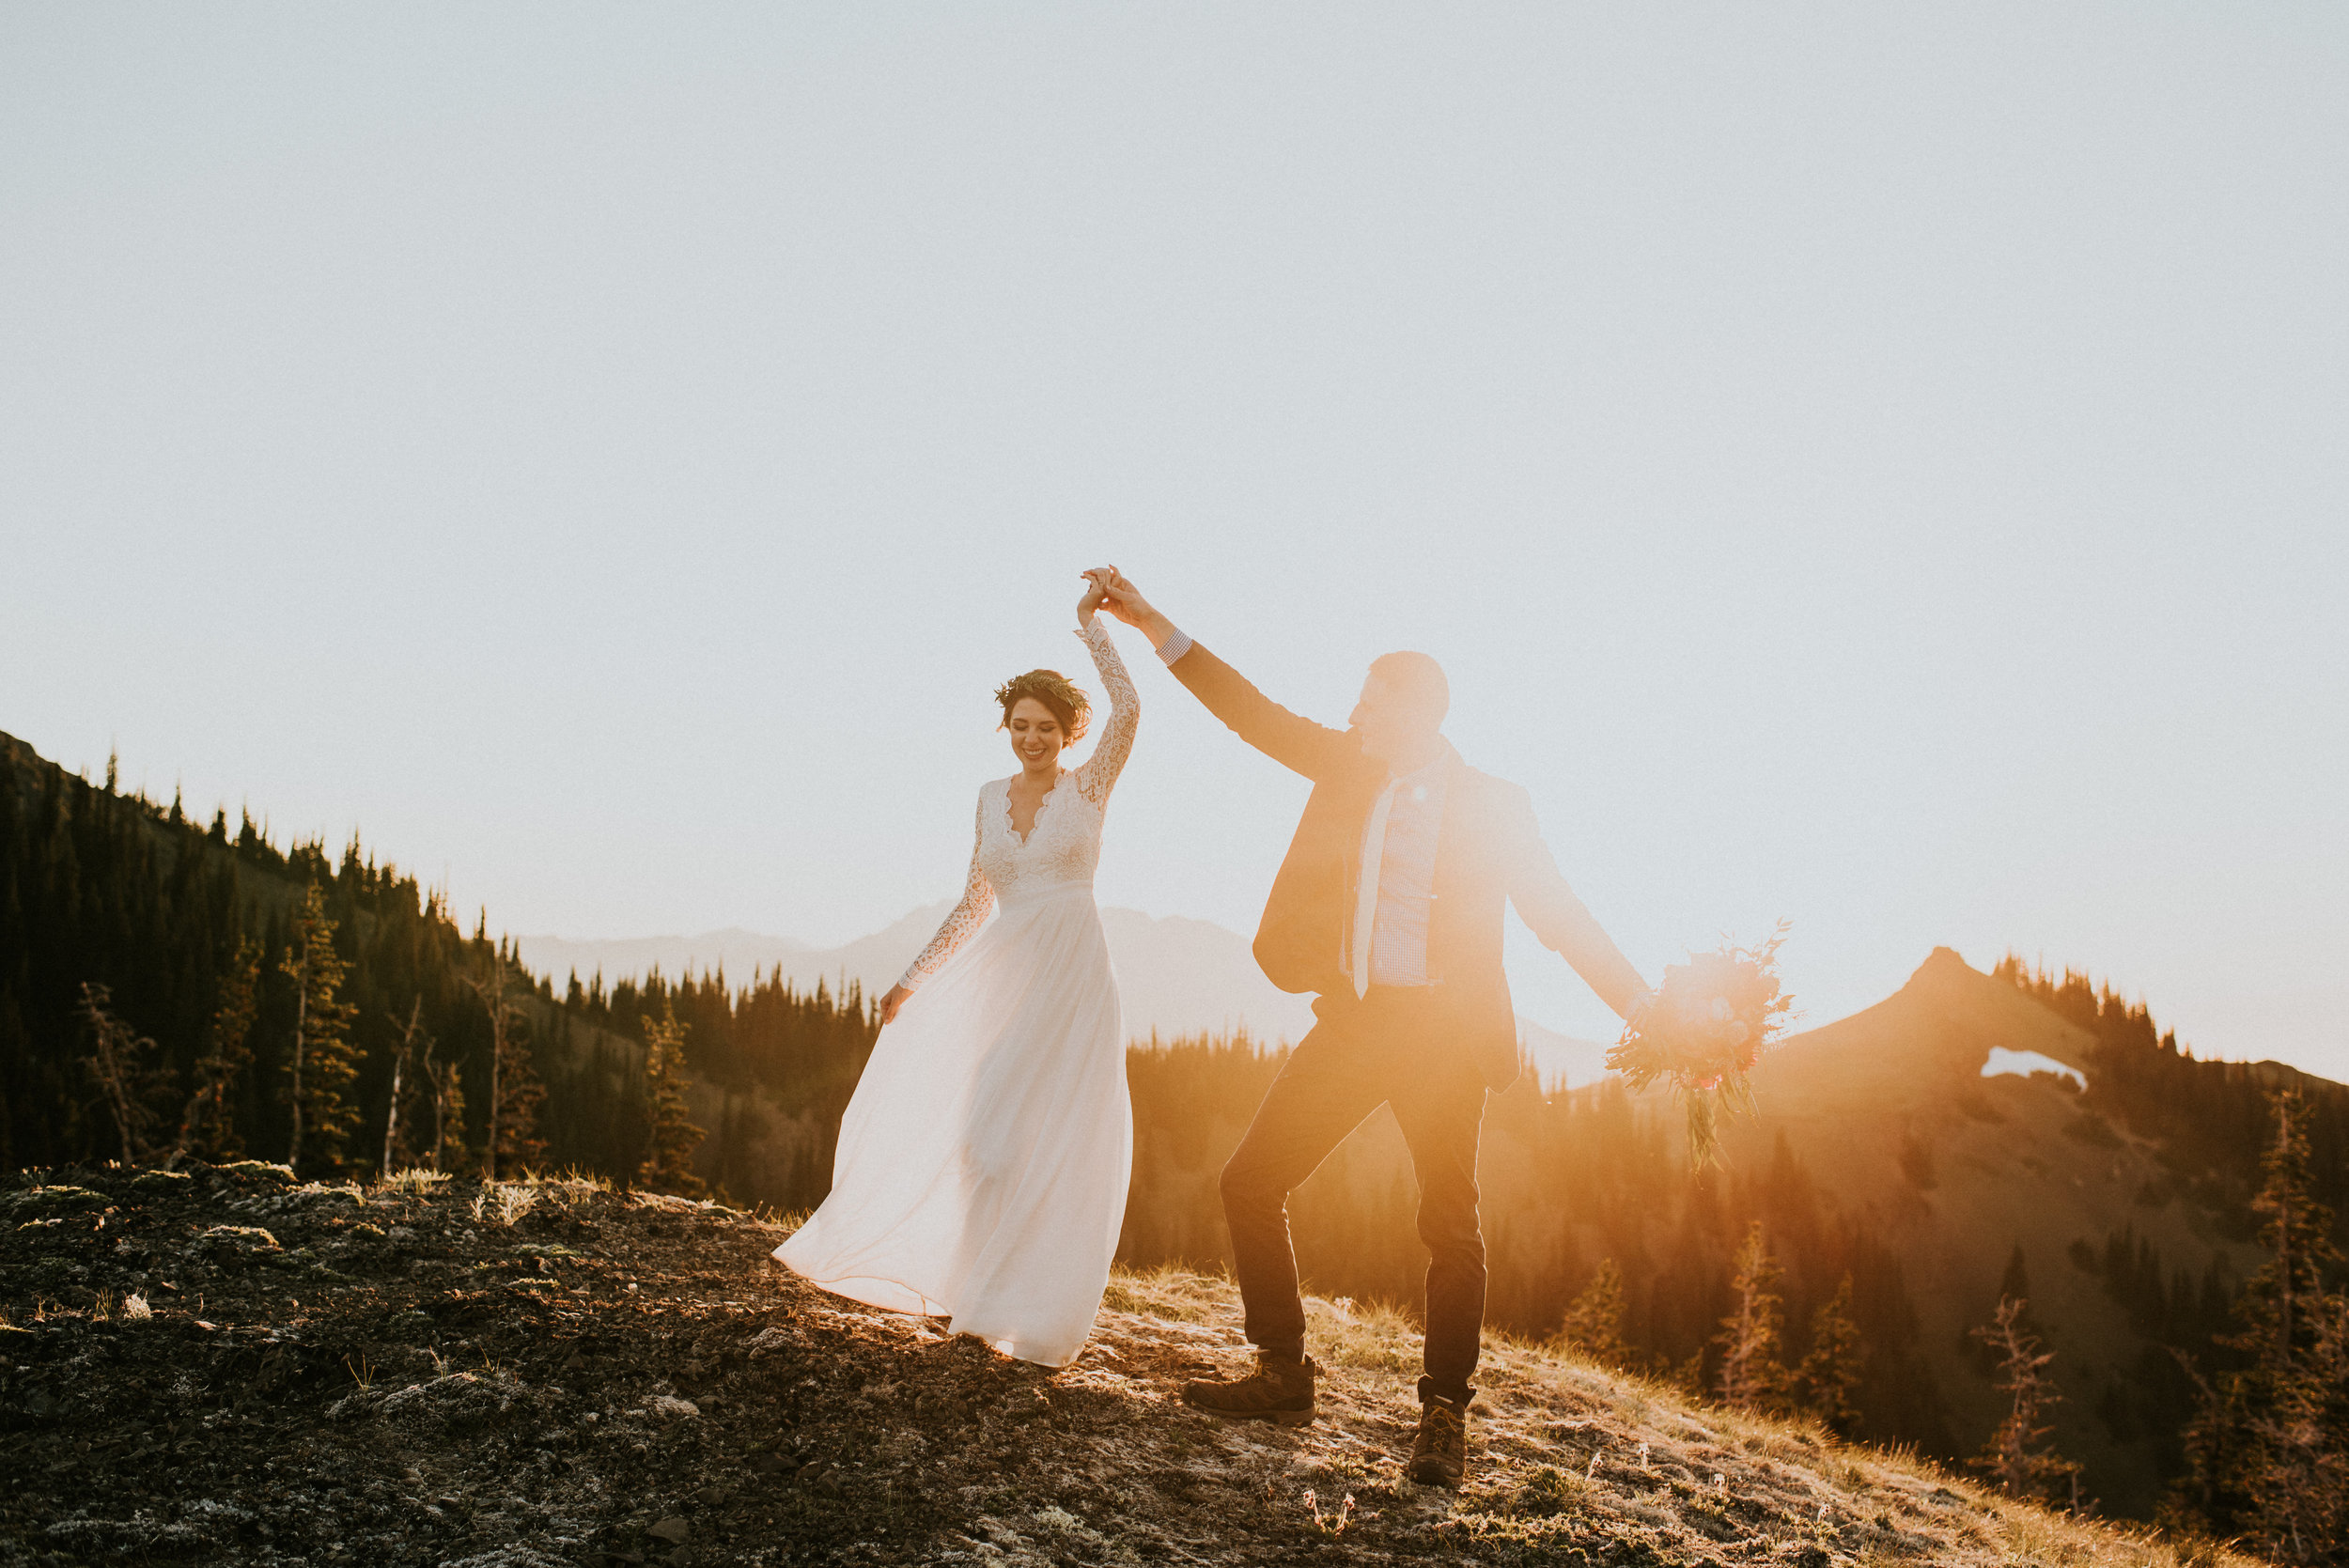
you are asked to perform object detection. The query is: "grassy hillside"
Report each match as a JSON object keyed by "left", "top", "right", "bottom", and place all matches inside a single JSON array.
[{"left": 0, "top": 1161, "right": 2252, "bottom": 1567}]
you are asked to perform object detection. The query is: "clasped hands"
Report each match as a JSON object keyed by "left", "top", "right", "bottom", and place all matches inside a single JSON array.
[
  {"left": 1079, "top": 565, "right": 1160, "bottom": 641},
  {"left": 1076, "top": 565, "right": 1138, "bottom": 627}
]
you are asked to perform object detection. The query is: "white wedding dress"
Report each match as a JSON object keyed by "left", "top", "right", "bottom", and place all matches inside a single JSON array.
[{"left": 776, "top": 618, "right": 1137, "bottom": 1366}]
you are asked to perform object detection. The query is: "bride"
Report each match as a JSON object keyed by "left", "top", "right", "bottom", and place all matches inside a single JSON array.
[{"left": 776, "top": 567, "right": 1139, "bottom": 1366}]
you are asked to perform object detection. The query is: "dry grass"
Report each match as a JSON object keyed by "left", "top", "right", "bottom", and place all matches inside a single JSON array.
[{"left": 1098, "top": 1265, "right": 2249, "bottom": 1568}]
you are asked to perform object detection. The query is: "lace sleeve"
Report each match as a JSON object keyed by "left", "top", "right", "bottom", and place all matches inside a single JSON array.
[
  {"left": 897, "top": 790, "right": 997, "bottom": 991},
  {"left": 1074, "top": 617, "right": 1140, "bottom": 807}
]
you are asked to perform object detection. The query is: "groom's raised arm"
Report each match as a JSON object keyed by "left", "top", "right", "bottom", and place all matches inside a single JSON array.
[
  {"left": 1163, "top": 642, "right": 1354, "bottom": 782},
  {"left": 1094, "top": 571, "right": 1352, "bottom": 782}
]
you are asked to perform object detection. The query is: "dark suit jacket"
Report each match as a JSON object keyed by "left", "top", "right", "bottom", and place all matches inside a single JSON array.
[{"left": 1168, "top": 640, "right": 1647, "bottom": 1090}]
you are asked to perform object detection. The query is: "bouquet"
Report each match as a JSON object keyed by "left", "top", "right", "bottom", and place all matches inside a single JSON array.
[{"left": 1604, "top": 922, "right": 1794, "bottom": 1168}]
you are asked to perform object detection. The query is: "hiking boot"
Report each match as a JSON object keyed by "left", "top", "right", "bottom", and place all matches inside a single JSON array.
[
  {"left": 1181, "top": 1350, "right": 1316, "bottom": 1425},
  {"left": 1409, "top": 1390, "right": 1470, "bottom": 1487}
]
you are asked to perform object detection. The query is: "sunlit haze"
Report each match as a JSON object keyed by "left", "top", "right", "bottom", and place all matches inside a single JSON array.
[{"left": 5, "top": 7, "right": 2343, "bottom": 1075}]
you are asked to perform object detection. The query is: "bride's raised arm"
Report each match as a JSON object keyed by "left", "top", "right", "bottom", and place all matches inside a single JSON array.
[
  {"left": 883, "top": 790, "right": 997, "bottom": 1020},
  {"left": 1073, "top": 613, "right": 1139, "bottom": 806}
]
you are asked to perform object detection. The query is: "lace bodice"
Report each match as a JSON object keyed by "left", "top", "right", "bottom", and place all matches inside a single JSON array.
[{"left": 898, "top": 618, "right": 1139, "bottom": 990}]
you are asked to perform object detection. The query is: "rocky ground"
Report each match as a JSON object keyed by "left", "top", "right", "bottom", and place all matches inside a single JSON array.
[{"left": 2, "top": 1163, "right": 2248, "bottom": 1567}]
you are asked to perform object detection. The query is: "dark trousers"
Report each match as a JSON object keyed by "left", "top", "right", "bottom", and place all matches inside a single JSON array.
[{"left": 1219, "top": 986, "right": 1490, "bottom": 1404}]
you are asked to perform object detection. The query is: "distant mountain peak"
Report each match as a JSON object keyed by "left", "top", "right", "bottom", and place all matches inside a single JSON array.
[{"left": 516, "top": 906, "right": 1319, "bottom": 1044}]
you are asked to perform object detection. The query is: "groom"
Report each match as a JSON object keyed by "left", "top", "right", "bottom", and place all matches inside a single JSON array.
[{"left": 1094, "top": 570, "right": 1653, "bottom": 1488}]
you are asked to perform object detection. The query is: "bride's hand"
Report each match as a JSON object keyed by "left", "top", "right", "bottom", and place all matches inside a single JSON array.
[
  {"left": 1077, "top": 566, "right": 1115, "bottom": 626},
  {"left": 879, "top": 983, "right": 912, "bottom": 1026},
  {"left": 1084, "top": 565, "right": 1151, "bottom": 629}
]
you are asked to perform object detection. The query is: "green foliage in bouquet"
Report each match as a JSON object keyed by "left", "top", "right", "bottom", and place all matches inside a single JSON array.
[{"left": 1605, "top": 923, "right": 1794, "bottom": 1168}]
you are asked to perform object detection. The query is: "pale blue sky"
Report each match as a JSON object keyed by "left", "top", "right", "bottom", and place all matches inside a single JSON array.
[{"left": 4, "top": 5, "right": 2344, "bottom": 1074}]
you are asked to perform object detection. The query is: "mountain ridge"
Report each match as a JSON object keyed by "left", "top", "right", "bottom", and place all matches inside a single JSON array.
[
  {"left": 517, "top": 915, "right": 1618, "bottom": 1083},
  {"left": 517, "top": 906, "right": 1321, "bottom": 1046}
]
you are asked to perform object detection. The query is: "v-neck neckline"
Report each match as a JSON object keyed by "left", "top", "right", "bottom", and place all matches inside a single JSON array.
[{"left": 1003, "top": 771, "right": 1064, "bottom": 846}]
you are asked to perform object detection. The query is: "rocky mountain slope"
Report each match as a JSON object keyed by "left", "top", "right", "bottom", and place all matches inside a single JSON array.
[
  {"left": 1693, "top": 949, "right": 2291, "bottom": 1515},
  {"left": 2, "top": 1161, "right": 2245, "bottom": 1567}
]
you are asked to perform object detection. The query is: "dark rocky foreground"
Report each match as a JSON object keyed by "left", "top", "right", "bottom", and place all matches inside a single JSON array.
[
  {"left": 4, "top": 1165, "right": 986, "bottom": 1566},
  {"left": 2, "top": 1165, "right": 2238, "bottom": 1568}
]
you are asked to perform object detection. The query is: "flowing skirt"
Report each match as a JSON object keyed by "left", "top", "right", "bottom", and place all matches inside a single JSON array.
[{"left": 775, "top": 879, "right": 1131, "bottom": 1366}]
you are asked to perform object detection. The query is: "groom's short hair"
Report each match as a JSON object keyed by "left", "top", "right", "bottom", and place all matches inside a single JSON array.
[{"left": 1368, "top": 650, "right": 1450, "bottom": 730}]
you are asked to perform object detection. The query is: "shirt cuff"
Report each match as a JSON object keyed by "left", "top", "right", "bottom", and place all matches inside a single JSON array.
[{"left": 1155, "top": 626, "right": 1192, "bottom": 665}]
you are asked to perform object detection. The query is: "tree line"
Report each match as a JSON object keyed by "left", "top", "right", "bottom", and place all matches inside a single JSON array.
[
  {"left": 1991, "top": 955, "right": 2349, "bottom": 1237},
  {"left": 0, "top": 744, "right": 723, "bottom": 1195}
]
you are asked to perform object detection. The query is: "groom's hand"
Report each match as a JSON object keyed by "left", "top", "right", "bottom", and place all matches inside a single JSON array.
[{"left": 1086, "top": 566, "right": 1174, "bottom": 646}]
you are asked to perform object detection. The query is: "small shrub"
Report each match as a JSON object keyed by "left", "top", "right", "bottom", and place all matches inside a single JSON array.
[{"left": 1512, "top": 1467, "right": 1589, "bottom": 1518}]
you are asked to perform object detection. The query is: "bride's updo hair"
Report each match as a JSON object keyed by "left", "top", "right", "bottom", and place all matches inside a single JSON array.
[{"left": 994, "top": 669, "right": 1090, "bottom": 742}]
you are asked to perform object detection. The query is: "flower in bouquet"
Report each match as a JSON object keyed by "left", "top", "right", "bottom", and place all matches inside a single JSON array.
[{"left": 1604, "top": 922, "right": 1794, "bottom": 1167}]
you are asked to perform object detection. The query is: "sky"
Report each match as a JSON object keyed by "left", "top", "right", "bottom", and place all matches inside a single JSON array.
[{"left": 4, "top": 5, "right": 2344, "bottom": 1074}]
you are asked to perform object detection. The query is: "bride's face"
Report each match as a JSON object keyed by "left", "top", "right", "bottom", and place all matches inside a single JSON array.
[{"left": 1005, "top": 698, "right": 1067, "bottom": 772}]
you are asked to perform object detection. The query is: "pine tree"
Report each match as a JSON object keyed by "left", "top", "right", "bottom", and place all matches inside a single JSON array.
[
  {"left": 1796, "top": 1272, "right": 1866, "bottom": 1435},
  {"left": 2237, "top": 1089, "right": 2342, "bottom": 1374},
  {"left": 1558, "top": 1259, "right": 1635, "bottom": 1369},
  {"left": 493, "top": 1021, "right": 549, "bottom": 1176},
  {"left": 281, "top": 881, "right": 361, "bottom": 1174},
  {"left": 381, "top": 996, "right": 429, "bottom": 1172},
  {"left": 1716, "top": 1220, "right": 1789, "bottom": 1412},
  {"left": 169, "top": 939, "right": 260, "bottom": 1167},
  {"left": 1966, "top": 1244, "right": 2045, "bottom": 1378},
  {"left": 637, "top": 1001, "right": 708, "bottom": 1199},
  {"left": 1969, "top": 1296, "right": 2078, "bottom": 1503},
  {"left": 2173, "top": 1088, "right": 2348, "bottom": 1554},
  {"left": 2247, "top": 1291, "right": 2349, "bottom": 1558},
  {"left": 1999, "top": 1243, "right": 2033, "bottom": 1309},
  {"left": 425, "top": 1049, "right": 472, "bottom": 1175},
  {"left": 75, "top": 983, "right": 173, "bottom": 1165},
  {"left": 463, "top": 947, "right": 541, "bottom": 1181}
]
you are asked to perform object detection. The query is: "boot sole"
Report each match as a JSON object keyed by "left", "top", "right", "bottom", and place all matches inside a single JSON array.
[
  {"left": 1408, "top": 1461, "right": 1462, "bottom": 1487},
  {"left": 1212, "top": 1406, "right": 1316, "bottom": 1426},
  {"left": 1184, "top": 1399, "right": 1315, "bottom": 1426}
]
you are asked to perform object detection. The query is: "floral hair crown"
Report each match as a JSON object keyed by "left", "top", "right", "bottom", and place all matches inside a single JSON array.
[{"left": 993, "top": 669, "right": 1091, "bottom": 742}]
